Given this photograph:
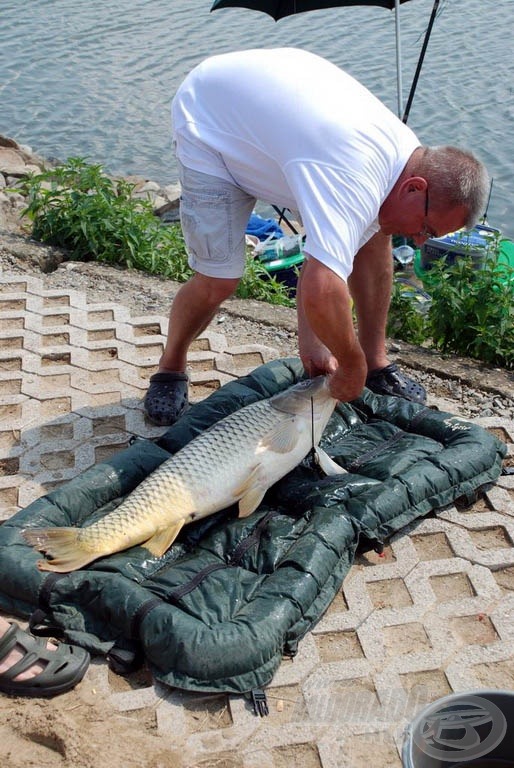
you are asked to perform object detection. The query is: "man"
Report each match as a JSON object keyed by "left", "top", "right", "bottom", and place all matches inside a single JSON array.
[{"left": 144, "top": 48, "right": 489, "bottom": 426}]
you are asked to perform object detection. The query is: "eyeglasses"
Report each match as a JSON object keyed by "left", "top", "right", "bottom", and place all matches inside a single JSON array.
[{"left": 418, "top": 188, "right": 436, "bottom": 240}]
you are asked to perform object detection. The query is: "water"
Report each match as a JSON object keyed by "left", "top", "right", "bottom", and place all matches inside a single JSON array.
[{"left": 1, "top": 0, "right": 513, "bottom": 235}]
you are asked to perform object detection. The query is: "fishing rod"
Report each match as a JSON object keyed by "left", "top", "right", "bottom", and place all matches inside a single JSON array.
[
  {"left": 402, "top": 0, "right": 441, "bottom": 125},
  {"left": 481, "top": 178, "right": 494, "bottom": 224}
]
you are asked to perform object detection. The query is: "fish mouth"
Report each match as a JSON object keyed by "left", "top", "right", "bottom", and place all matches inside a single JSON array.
[
  {"left": 294, "top": 375, "right": 329, "bottom": 396},
  {"left": 270, "top": 375, "right": 332, "bottom": 415},
  {"left": 302, "top": 375, "right": 332, "bottom": 401}
]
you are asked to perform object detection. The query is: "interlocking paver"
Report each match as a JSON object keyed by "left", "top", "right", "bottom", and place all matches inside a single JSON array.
[
  {"left": 1, "top": 271, "right": 513, "bottom": 766},
  {"left": 0, "top": 272, "right": 278, "bottom": 519}
]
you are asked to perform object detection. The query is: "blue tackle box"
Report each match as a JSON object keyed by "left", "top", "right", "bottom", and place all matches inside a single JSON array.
[{"left": 420, "top": 224, "right": 500, "bottom": 269}]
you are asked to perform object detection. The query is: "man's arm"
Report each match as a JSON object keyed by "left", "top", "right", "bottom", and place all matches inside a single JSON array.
[
  {"left": 296, "top": 255, "right": 368, "bottom": 402},
  {"left": 348, "top": 229, "right": 393, "bottom": 372}
]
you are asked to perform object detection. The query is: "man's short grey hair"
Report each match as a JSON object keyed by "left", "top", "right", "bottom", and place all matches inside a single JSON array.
[{"left": 419, "top": 146, "right": 490, "bottom": 228}]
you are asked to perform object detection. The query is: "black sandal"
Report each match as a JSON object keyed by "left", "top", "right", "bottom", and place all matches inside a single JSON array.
[
  {"left": 143, "top": 371, "right": 189, "bottom": 426},
  {"left": 0, "top": 621, "right": 90, "bottom": 698},
  {"left": 366, "top": 363, "right": 427, "bottom": 404}
]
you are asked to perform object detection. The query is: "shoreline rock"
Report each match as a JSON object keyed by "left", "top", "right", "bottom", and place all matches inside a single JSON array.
[{"left": 0, "top": 134, "right": 181, "bottom": 238}]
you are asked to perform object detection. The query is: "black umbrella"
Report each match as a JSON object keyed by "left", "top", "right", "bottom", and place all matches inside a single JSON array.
[
  {"left": 211, "top": 0, "right": 441, "bottom": 122},
  {"left": 211, "top": 0, "right": 412, "bottom": 16}
]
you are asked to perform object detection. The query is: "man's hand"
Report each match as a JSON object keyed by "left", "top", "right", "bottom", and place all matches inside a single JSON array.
[
  {"left": 328, "top": 359, "right": 368, "bottom": 402},
  {"left": 299, "top": 338, "right": 338, "bottom": 379},
  {"left": 297, "top": 256, "right": 368, "bottom": 401}
]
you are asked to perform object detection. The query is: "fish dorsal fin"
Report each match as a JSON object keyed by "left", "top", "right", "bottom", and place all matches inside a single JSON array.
[
  {"left": 314, "top": 446, "right": 347, "bottom": 476},
  {"left": 259, "top": 416, "right": 304, "bottom": 454},
  {"left": 233, "top": 466, "right": 267, "bottom": 518},
  {"left": 143, "top": 521, "right": 185, "bottom": 557}
]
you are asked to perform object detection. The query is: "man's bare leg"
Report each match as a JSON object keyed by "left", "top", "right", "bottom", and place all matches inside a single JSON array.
[
  {"left": 144, "top": 272, "right": 240, "bottom": 425},
  {"left": 158, "top": 272, "right": 240, "bottom": 373}
]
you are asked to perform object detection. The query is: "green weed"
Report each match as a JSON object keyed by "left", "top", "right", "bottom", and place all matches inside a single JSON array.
[
  {"left": 427, "top": 254, "right": 514, "bottom": 368},
  {"left": 18, "top": 158, "right": 293, "bottom": 307},
  {"left": 387, "top": 279, "right": 429, "bottom": 346}
]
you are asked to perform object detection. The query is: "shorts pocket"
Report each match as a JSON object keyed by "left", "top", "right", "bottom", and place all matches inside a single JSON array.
[{"left": 180, "top": 189, "right": 232, "bottom": 264}]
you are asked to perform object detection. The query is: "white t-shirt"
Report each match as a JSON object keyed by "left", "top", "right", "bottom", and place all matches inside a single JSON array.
[{"left": 172, "top": 47, "right": 420, "bottom": 280}]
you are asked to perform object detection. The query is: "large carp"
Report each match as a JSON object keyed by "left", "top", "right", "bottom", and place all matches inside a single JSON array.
[{"left": 24, "top": 376, "right": 345, "bottom": 572}]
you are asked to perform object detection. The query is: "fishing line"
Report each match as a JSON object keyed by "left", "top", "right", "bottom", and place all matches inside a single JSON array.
[
  {"left": 310, "top": 395, "right": 319, "bottom": 469},
  {"left": 311, "top": 396, "right": 314, "bottom": 452}
]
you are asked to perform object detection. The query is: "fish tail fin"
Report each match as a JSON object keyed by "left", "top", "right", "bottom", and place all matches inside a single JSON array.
[{"left": 22, "top": 527, "right": 98, "bottom": 573}]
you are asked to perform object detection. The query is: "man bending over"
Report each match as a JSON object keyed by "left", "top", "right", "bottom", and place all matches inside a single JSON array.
[{"left": 144, "top": 48, "right": 489, "bottom": 425}]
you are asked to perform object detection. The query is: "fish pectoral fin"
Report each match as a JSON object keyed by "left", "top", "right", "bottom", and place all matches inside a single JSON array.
[
  {"left": 234, "top": 466, "right": 267, "bottom": 518},
  {"left": 143, "top": 521, "right": 185, "bottom": 557},
  {"left": 260, "top": 417, "right": 302, "bottom": 454},
  {"left": 314, "top": 447, "right": 347, "bottom": 476},
  {"left": 238, "top": 486, "right": 267, "bottom": 518}
]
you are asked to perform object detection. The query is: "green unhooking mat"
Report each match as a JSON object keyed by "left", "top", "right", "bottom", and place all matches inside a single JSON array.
[{"left": 0, "top": 358, "right": 506, "bottom": 694}]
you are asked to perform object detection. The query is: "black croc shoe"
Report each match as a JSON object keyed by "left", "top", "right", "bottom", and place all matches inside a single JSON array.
[
  {"left": 143, "top": 371, "right": 189, "bottom": 426},
  {"left": 366, "top": 363, "right": 427, "bottom": 404},
  {"left": 0, "top": 621, "right": 90, "bottom": 698}
]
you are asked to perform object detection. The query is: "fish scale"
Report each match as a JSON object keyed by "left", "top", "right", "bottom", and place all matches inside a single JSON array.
[
  {"left": 108, "top": 399, "right": 280, "bottom": 520},
  {"left": 23, "top": 376, "right": 343, "bottom": 572}
]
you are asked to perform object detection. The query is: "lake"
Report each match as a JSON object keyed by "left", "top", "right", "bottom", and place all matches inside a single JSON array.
[{"left": 1, "top": 0, "right": 513, "bottom": 235}]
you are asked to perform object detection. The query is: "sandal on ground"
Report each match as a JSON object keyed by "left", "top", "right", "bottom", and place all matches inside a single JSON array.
[
  {"left": 366, "top": 363, "right": 427, "bottom": 404},
  {"left": 0, "top": 621, "right": 90, "bottom": 698},
  {"left": 143, "top": 371, "right": 189, "bottom": 426}
]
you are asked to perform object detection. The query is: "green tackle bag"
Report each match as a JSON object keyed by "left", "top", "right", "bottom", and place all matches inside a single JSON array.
[{"left": 0, "top": 358, "right": 506, "bottom": 694}]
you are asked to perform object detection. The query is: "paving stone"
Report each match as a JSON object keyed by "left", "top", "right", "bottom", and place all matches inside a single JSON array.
[
  {"left": 1, "top": 271, "right": 513, "bottom": 766},
  {"left": 0, "top": 272, "right": 279, "bottom": 517}
]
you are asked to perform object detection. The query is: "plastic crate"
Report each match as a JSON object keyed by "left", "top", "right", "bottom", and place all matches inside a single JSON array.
[{"left": 420, "top": 224, "right": 500, "bottom": 270}]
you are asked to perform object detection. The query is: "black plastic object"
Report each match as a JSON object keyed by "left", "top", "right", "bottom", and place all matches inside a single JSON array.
[{"left": 403, "top": 689, "right": 514, "bottom": 767}]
